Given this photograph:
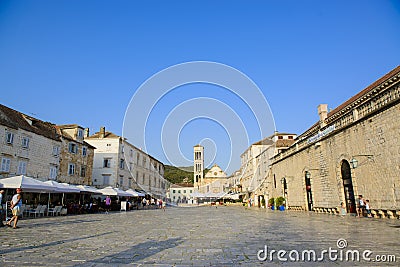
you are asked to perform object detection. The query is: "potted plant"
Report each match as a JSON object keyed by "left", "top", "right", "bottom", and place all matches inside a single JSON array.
[
  {"left": 275, "top": 196, "right": 286, "bottom": 211},
  {"left": 268, "top": 197, "right": 275, "bottom": 210}
]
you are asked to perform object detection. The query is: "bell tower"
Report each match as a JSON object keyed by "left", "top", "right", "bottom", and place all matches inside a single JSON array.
[{"left": 193, "top": 145, "right": 204, "bottom": 191}]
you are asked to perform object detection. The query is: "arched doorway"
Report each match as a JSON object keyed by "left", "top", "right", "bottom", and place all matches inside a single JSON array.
[
  {"left": 304, "top": 172, "right": 313, "bottom": 211},
  {"left": 341, "top": 160, "right": 356, "bottom": 213},
  {"left": 257, "top": 195, "right": 264, "bottom": 208}
]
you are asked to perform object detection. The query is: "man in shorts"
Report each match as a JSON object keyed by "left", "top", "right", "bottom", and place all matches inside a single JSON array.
[{"left": 7, "top": 188, "right": 22, "bottom": 229}]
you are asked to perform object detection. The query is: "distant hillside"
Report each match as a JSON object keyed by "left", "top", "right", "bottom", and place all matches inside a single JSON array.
[
  {"left": 164, "top": 165, "right": 193, "bottom": 184},
  {"left": 179, "top": 166, "right": 194, "bottom": 172},
  {"left": 164, "top": 165, "right": 210, "bottom": 185}
]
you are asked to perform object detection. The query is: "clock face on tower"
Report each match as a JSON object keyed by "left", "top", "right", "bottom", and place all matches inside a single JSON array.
[{"left": 214, "top": 172, "right": 217, "bottom": 176}]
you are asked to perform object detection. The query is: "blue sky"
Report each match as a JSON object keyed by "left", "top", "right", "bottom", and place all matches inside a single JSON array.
[{"left": 0, "top": 1, "right": 399, "bottom": 174}]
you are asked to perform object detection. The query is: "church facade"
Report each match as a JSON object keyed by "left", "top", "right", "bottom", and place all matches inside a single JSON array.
[{"left": 193, "top": 145, "right": 228, "bottom": 194}]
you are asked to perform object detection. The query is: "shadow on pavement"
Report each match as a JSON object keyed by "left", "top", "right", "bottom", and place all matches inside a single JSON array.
[
  {"left": 22, "top": 218, "right": 103, "bottom": 228},
  {"left": 75, "top": 237, "right": 183, "bottom": 266},
  {"left": 0, "top": 232, "right": 113, "bottom": 255}
]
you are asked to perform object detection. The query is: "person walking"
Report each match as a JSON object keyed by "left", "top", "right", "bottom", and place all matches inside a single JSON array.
[
  {"left": 340, "top": 202, "right": 347, "bottom": 216},
  {"left": 105, "top": 195, "right": 111, "bottom": 214},
  {"left": 142, "top": 197, "right": 147, "bottom": 209},
  {"left": 7, "top": 188, "right": 22, "bottom": 229},
  {"left": 357, "top": 195, "right": 365, "bottom": 217},
  {"left": 365, "top": 199, "right": 372, "bottom": 218},
  {"left": 162, "top": 199, "right": 166, "bottom": 211},
  {"left": 0, "top": 189, "right": 5, "bottom": 227}
]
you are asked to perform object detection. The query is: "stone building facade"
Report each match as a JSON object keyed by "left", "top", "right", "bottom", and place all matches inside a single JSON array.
[
  {"left": 169, "top": 183, "right": 194, "bottom": 204},
  {"left": 202, "top": 164, "right": 228, "bottom": 193},
  {"left": 193, "top": 145, "right": 229, "bottom": 194},
  {"left": 0, "top": 104, "right": 61, "bottom": 181},
  {"left": 239, "top": 138, "right": 274, "bottom": 195},
  {"left": 56, "top": 125, "right": 95, "bottom": 185},
  {"left": 227, "top": 133, "right": 296, "bottom": 206},
  {"left": 85, "top": 127, "right": 167, "bottom": 198},
  {"left": 267, "top": 66, "right": 400, "bottom": 216}
]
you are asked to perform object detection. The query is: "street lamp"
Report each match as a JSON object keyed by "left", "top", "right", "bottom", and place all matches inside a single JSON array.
[
  {"left": 305, "top": 168, "right": 320, "bottom": 178},
  {"left": 350, "top": 158, "right": 358, "bottom": 169},
  {"left": 350, "top": 155, "right": 374, "bottom": 169}
]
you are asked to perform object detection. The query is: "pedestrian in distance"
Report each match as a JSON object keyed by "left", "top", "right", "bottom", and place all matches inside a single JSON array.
[
  {"left": 365, "top": 199, "right": 372, "bottom": 218},
  {"left": 162, "top": 199, "right": 166, "bottom": 211},
  {"left": 105, "top": 195, "right": 111, "bottom": 214},
  {"left": 357, "top": 195, "right": 365, "bottom": 217},
  {"left": 340, "top": 202, "right": 347, "bottom": 216},
  {"left": 7, "top": 188, "right": 22, "bottom": 229},
  {"left": 0, "top": 189, "right": 5, "bottom": 227},
  {"left": 142, "top": 197, "right": 147, "bottom": 209}
]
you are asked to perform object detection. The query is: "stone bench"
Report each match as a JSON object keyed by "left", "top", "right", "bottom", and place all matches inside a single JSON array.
[
  {"left": 371, "top": 209, "right": 379, "bottom": 218},
  {"left": 383, "top": 210, "right": 400, "bottom": 219},
  {"left": 312, "top": 207, "right": 338, "bottom": 214},
  {"left": 378, "top": 210, "right": 386, "bottom": 218},
  {"left": 370, "top": 209, "right": 399, "bottom": 219},
  {"left": 312, "top": 207, "right": 320, "bottom": 213},
  {"left": 288, "top": 206, "right": 304, "bottom": 211}
]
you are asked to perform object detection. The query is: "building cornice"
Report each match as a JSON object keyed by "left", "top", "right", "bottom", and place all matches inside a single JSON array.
[{"left": 273, "top": 66, "right": 400, "bottom": 164}]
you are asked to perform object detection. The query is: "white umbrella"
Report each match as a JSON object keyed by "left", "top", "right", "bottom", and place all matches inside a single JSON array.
[
  {"left": 0, "top": 175, "right": 55, "bottom": 192},
  {"left": 204, "top": 192, "right": 227, "bottom": 198},
  {"left": 60, "top": 183, "right": 82, "bottom": 192},
  {"left": 125, "top": 189, "right": 139, "bottom": 197},
  {"left": 76, "top": 185, "right": 101, "bottom": 194},
  {"left": 125, "top": 189, "right": 145, "bottom": 197},
  {"left": 215, "top": 192, "right": 228, "bottom": 198},
  {"left": 190, "top": 192, "right": 206, "bottom": 198},
  {"left": 43, "top": 181, "right": 81, "bottom": 207},
  {"left": 97, "top": 186, "right": 118, "bottom": 196},
  {"left": 44, "top": 181, "right": 80, "bottom": 193},
  {"left": 114, "top": 188, "right": 134, "bottom": 197}
]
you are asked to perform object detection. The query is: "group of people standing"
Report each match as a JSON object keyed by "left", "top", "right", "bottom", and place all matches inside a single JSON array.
[
  {"left": 103, "top": 196, "right": 166, "bottom": 212},
  {"left": 340, "top": 195, "right": 371, "bottom": 217},
  {"left": 357, "top": 194, "right": 372, "bottom": 217},
  {"left": 0, "top": 188, "right": 23, "bottom": 229},
  {"left": 141, "top": 197, "right": 165, "bottom": 210}
]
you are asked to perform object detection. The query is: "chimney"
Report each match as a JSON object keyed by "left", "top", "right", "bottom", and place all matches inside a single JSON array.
[
  {"left": 84, "top": 128, "right": 90, "bottom": 138},
  {"left": 100, "top": 126, "right": 106, "bottom": 138},
  {"left": 318, "top": 104, "right": 328, "bottom": 128}
]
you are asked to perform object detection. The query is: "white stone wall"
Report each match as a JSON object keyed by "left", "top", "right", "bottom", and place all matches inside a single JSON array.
[
  {"left": 240, "top": 144, "right": 273, "bottom": 194},
  {"left": 85, "top": 134, "right": 167, "bottom": 197},
  {"left": 85, "top": 138, "right": 120, "bottom": 187},
  {"left": 169, "top": 186, "right": 194, "bottom": 202},
  {"left": 0, "top": 126, "right": 61, "bottom": 181},
  {"left": 267, "top": 79, "right": 400, "bottom": 211}
]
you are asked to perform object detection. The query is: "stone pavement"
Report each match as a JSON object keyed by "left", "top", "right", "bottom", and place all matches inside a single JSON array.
[{"left": 0, "top": 206, "right": 399, "bottom": 266}]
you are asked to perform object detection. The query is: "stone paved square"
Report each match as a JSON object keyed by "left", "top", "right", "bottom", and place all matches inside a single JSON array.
[{"left": 1, "top": 206, "right": 399, "bottom": 266}]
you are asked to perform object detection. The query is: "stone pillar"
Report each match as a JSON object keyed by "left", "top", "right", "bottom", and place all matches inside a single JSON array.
[
  {"left": 318, "top": 104, "right": 328, "bottom": 128},
  {"left": 100, "top": 126, "right": 106, "bottom": 138}
]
